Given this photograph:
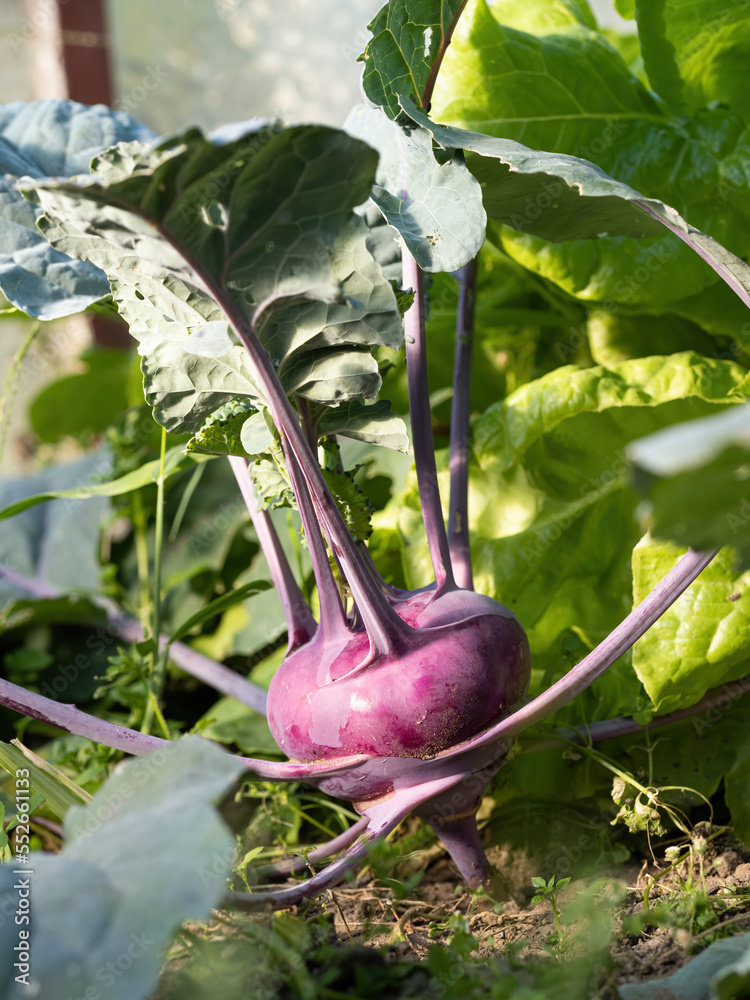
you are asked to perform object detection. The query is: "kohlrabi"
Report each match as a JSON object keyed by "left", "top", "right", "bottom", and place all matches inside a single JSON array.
[{"left": 1, "top": 0, "right": 750, "bottom": 904}]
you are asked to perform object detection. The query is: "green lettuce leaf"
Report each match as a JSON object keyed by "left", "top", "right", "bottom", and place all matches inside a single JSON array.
[
  {"left": 637, "top": 0, "right": 750, "bottom": 115},
  {"left": 632, "top": 538, "right": 750, "bottom": 713},
  {"left": 628, "top": 405, "right": 750, "bottom": 569},
  {"left": 431, "top": 0, "right": 750, "bottom": 306}
]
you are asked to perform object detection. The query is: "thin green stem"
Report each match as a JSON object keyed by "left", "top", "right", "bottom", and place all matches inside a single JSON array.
[
  {"left": 131, "top": 491, "right": 152, "bottom": 634},
  {"left": 0, "top": 321, "right": 39, "bottom": 468},
  {"left": 142, "top": 427, "right": 168, "bottom": 736}
]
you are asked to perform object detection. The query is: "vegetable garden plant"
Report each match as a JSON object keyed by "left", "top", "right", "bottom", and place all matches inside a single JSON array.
[{"left": 1, "top": 0, "right": 750, "bottom": 996}]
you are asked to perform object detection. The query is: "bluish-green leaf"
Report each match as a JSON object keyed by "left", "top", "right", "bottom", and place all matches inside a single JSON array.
[
  {"left": 0, "top": 100, "right": 153, "bottom": 319},
  {"left": 22, "top": 123, "right": 402, "bottom": 433},
  {"left": 344, "top": 103, "right": 485, "bottom": 271},
  {"left": 0, "top": 738, "right": 247, "bottom": 1000}
]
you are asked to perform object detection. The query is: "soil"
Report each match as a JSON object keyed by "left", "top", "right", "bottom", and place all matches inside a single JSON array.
[{"left": 276, "top": 830, "right": 750, "bottom": 991}]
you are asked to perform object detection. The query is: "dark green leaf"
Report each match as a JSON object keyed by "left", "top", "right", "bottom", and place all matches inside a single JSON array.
[
  {"left": 314, "top": 399, "right": 409, "bottom": 451},
  {"left": 360, "top": 0, "right": 468, "bottom": 117},
  {"left": 184, "top": 398, "right": 258, "bottom": 458},
  {"left": 29, "top": 348, "right": 130, "bottom": 444}
]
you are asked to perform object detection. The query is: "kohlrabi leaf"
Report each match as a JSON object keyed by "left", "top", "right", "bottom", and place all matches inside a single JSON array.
[
  {"left": 632, "top": 538, "right": 750, "bottom": 713},
  {"left": 0, "top": 100, "right": 153, "bottom": 320},
  {"left": 0, "top": 452, "right": 112, "bottom": 601},
  {"left": 185, "top": 398, "right": 258, "bottom": 457},
  {"left": 616, "top": 933, "right": 750, "bottom": 1000},
  {"left": 313, "top": 399, "right": 410, "bottom": 451},
  {"left": 0, "top": 446, "right": 188, "bottom": 521},
  {"left": 249, "top": 458, "right": 295, "bottom": 512},
  {"left": 431, "top": 1, "right": 750, "bottom": 306},
  {"left": 0, "top": 738, "right": 247, "bottom": 1000},
  {"left": 343, "top": 103, "right": 485, "bottom": 271},
  {"left": 628, "top": 405, "right": 750, "bottom": 569},
  {"left": 360, "top": 0, "right": 469, "bottom": 118},
  {"left": 636, "top": 0, "right": 750, "bottom": 115},
  {"left": 21, "top": 124, "right": 402, "bottom": 434}
]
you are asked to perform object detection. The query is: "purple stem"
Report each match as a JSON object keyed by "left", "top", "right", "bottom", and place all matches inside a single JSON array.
[
  {"left": 280, "top": 438, "right": 348, "bottom": 637},
  {"left": 428, "top": 814, "right": 488, "bottom": 888},
  {"left": 433, "top": 548, "right": 718, "bottom": 760},
  {"left": 0, "top": 676, "right": 170, "bottom": 755},
  {"left": 634, "top": 201, "right": 750, "bottom": 309},
  {"left": 257, "top": 816, "right": 369, "bottom": 877},
  {"left": 229, "top": 455, "right": 316, "bottom": 650},
  {"left": 402, "top": 247, "right": 455, "bottom": 592},
  {"left": 223, "top": 770, "right": 469, "bottom": 908},
  {"left": 0, "top": 563, "right": 269, "bottom": 715},
  {"left": 526, "top": 671, "right": 750, "bottom": 751},
  {"left": 201, "top": 278, "right": 414, "bottom": 657},
  {"left": 448, "top": 258, "right": 477, "bottom": 591}
]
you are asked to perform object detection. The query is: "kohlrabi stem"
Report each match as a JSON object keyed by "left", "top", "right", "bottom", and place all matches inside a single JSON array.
[
  {"left": 296, "top": 395, "right": 318, "bottom": 455},
  {"left": 229, "top": 455, "right": 316, "bottom": 650},
  {"left": 402, "top": 247, "right": 455, "bottom": 593},
  {"left": 420, "top": 0, "right": 471, "bottom": 112},
  {"left": 0, "top": 676, "right": 170, "bottom": 756},
  {"left": 202, "top": 280, "right": 414, "bottom": 656},
  {"left": 258, "top": 816, "right": 370, "bottom": 877},
  {"left": 448, "top": 258, "right": 477, "bottom": 591},
  {"left": 440, "top": 548, "right": 719, "bottom": 754},
  {"left": 280, "top": 437, "right": 348, "bottom": 637},
  {"left": 525, "top": 671, "right": 750, "bottom": 750}
]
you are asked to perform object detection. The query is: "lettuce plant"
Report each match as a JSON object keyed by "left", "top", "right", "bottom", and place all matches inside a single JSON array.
[{"left": 1, "top": 0, "right": 749, "bottom": 906}]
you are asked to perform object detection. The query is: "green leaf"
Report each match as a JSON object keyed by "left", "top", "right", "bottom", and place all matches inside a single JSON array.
[
  {"left": 531, "top": 875, "right": 547, "bottom": 888},
  {"left": 0, "top": 99, "right": 152, "bottom": 319},
  {"left": 529, "top": 894, "right": 544, "bottom": 905},
  {"left": 343, "top": 103, "right": 485, "bottom": 271},
  {"left": 0, "top": 446, "right": 188, "bottom": 521},
  {"left": 430, "top": 1, "right": 750, "bottom": 307},
  {"left": 22, "top": 123, "right": 402, "bottom": 434},
  {"left": 197, "top": 696, "right": 281, "bottom": 756},
  {"left": 29, "top": 348, "right": 131, "bottom": 444},
  {"left": 0, "top": 741, "right": 91, "bottom": 819},
  {"left": 0, "top": 738, "right": 248, "bottom": 1000},
  {"left": 587, "top": 308, "right": 717, "bottom": 366},
  {"left": 321, "top": 441, "right": 374, "bottom": 543},
  {"left": 360, "top": 0, "right": 469, "bottom": 118},
  {"left": 556, "top": 876, "right": 572, "bottom": 890},
  {"left": 168, "top": 580, "right": 271, "bottom": 645},
  {"left": 632, "top": 538, "right": 750, "bottom": 713},
  {"left": 240, "top": 410, "right": 275, "bottom": 456},
  {"left": 314, "top": 399, "right": 409, "bottom": 452},
  {"left": 184, "top": 398, "right": 258, "bottom": 458},
  {"left": 628, "top": 405, "right": 750, "bottom": 568},
  {"left": 726, "top": 746, "right": 750, "bottom": 847},
  {"left": 249, "top": 457, "right": 295, "bottom": 511},
  {"left": 636, "top": 0, "right": 750, "bottom": 115}
]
